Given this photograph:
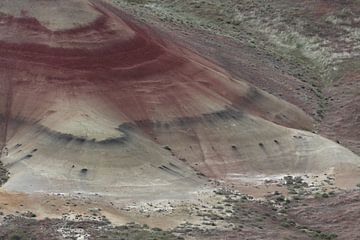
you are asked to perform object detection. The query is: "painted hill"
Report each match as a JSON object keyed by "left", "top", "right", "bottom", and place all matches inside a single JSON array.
[{"left": 0, "top": 0, "right": 358, "bottom": 198}]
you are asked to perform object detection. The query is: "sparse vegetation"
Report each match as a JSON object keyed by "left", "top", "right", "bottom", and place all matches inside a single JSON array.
[
  {"left": 0, "top": 217, "right": 184, "bottom": 240},
  {"left": 10, "top": 235, "right": 23, "bottom": 240},
  {"left": 0, "top": 160, "right": 9, "bottom": 186},
  {"left": 308, "top": 230, "right": 338, "bottom": 240}
]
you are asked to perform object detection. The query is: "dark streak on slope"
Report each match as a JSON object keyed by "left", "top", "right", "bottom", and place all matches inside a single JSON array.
[
  {"left": 131, "top": 108, "right": 245, "bottom": 130},
  {"left": 158, "top": 165, "right": 184, "bottom": 177},
  {"left": 1, "top": 114, "right": 130, "bottom": 146},
  {"left": 0, "top": 78, "right": 11, "bottom": 185}
]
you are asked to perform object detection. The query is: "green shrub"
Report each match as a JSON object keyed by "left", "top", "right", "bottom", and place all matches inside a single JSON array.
[{"left": 10, "top": 235, "right": 22, "bottom": 240}]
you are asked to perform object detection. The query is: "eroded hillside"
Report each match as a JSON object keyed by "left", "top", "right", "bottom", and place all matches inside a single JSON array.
[{"left": 0, "top": 0, "right": 359, "bottom": 239}]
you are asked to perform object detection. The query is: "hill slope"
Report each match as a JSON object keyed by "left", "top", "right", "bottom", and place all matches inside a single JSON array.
[{"left": 0, "top": 0, "right": 358, "bottom": 197}]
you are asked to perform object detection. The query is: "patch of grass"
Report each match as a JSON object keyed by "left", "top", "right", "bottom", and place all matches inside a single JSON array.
[
  {"left": 308, "top": 230, "right": 338, "bottom": 240},
  {"left": 10, "top": 235, "right": 23, "bottom": 240}
]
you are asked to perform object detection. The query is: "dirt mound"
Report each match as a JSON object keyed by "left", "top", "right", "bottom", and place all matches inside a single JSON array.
[{"left": 0, "top": 0, "right": 358, "bottom": 198}]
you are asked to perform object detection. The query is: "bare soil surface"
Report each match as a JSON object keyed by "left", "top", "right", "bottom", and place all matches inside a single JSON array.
[{"left": 1, "top": 188, "right": 358, "bottom": 239}]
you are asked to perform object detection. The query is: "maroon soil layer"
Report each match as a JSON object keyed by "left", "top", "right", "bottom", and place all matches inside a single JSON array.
[{"left": 0, "top": 0, "right": 312, "bottom": 130}]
